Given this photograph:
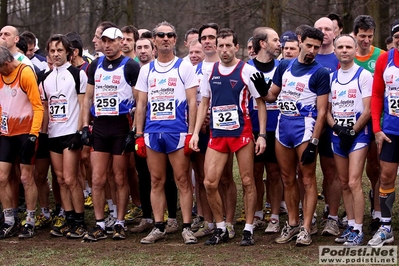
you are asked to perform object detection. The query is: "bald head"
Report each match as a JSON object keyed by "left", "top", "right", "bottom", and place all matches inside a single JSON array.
[
  {"left": 314, "top": 17, "right": 335, "bottom": 47},
  {"left": 0, "top": 26, "right": 20, "bottom": 53}
]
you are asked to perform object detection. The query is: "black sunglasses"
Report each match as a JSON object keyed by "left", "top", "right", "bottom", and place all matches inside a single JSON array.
[{"left": 156, "top": 32, "right": 176, "bottom": 38}]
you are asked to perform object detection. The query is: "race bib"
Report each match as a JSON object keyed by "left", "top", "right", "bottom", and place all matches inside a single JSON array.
[
  {"left": 1, "top": 112, "right": 8, "bottom": 134},
  {"left": 212, "top": 104, "right": 240, "bottom": 130},
  {"left": 278, "top": 100, "right": 299, "bottom": 116},
  {"left": 49, "top": 98, "right": 68, "bottom": 122},
  {"left": 388, "top": 91, "right": 399, "bottom": 117},
  {"left": 150, "top": 96, "right": 176, "bottom": 120},
  {"left": 95, "top": 91, "right": 119, "bottom": 116}
]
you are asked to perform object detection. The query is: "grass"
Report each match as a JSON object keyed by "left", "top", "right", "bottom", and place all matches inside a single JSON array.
[{"left": 0, "top": 156, "right": 398, "bottom": 266}]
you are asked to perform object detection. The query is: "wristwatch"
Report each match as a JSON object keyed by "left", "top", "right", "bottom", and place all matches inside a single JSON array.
[
  {"left": 258, "top": 133, "right": 267, "bottom": 140},
  {"left": 28, "top": 135, "right": 37, "bottom": 142},
  {"left": 134, "top": 133, "right": 144, "bottom": 139},
  {"left": 349, "top": 129, "right": 356, "bottom": 136},
  {"left": 310, "top": 138, "right": 319, "bottom": 146}
]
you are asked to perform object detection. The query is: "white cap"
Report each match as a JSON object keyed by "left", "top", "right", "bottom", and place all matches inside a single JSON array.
[{"left": 101, "top": 27, "right": 123, "bottom": 40}]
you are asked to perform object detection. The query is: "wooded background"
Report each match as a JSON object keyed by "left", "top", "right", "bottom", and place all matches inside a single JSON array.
[{"left": 1, "top": 0, "right": 398, "bottom": 58}]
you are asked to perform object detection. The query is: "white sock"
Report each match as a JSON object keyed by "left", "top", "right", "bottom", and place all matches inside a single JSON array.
[
  {"left": 270, "top": 214, "right": 279, "bottom": 221},
  {"left": 244, "top": 223, "right": 254, "bottom": 234},
  {"left": 113, "top": 205, "right": 118, "bottom": 218},
  {"left": 254, "top": 210, "right": 263, "bottom": 220},
  {"left": 328, "top": 215, "right": 338, "bottom": 222},
  {"left": 216, "top": 221, "right": 226, "bottom": 232},
  {"left": 348, "top": 219, "right": 355, "bottom": 227},
  {"left": 96, "top": 221, "right": 105, "bottom": 230},
  {"left": 41, "top": 207, "right": 51, "bottom": 219},
  {"left": 373, "top": 211, "right": 382, "bottom": 219},
  {"left": 353, "top": 223, "right": 363, "bottom": 233},
  {"left": 208, "top": 222, "right": 215, "bottom": 229},
  {"left": 115, "top": 219, "right": 125, "bottom": 226}
]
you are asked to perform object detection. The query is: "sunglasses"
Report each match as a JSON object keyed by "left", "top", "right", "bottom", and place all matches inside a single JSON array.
[{"left": 156, "top": 32, "right": 176, "bottom": 38}]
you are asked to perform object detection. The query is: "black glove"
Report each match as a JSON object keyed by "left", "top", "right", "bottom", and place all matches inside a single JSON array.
[
  {"left": 68, "top": 131, "right": 83, "bottom": 150},
  {"left": 301, "top": 142, "right": 317, "bottom": 165},
  {"left": 21, "top": 134, "right": 37, "bottom": 162},
  {"left": 81, "top": 126, "right": 92, "bottom": 146},
  {"left": 250, "top": 72, "right": 272, "bottom": 97},
  {"left": 339, "top": 127, "right": 356, "bottom": 151},
  {"left": 123, "top": 130, "right": 135, "bottom": 154},
  {"left": 332, "top": 124, "right": 346, "bottom": 136}
]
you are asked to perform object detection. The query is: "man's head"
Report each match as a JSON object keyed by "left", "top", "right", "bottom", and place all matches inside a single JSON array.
[
  {"left": 184, "top": 28, "right": 199, "bottom": 47},
  {"left": 0, "top": 26, "right": 19, "bottom": 52},
  {"left": 101, "top": 27, "right": 123, "bottom": 59},
  {"left": 20, "top": 31, "right": 38, "bottom": 59},
  {"left": 283, "top": 39, "right": 300, "bottom": 59},
  {"left": 280, "top": 31, "right": 297, "bottom": 49},
  {"left": 216, "top": 28, "right": 238, "bottom": 66},
  {"left": 198, "top": 23, "right": 219, "bottom": 56},
  {"left": 299, "top": 27, "right": 324, "bottom": 64},
  {"left": 46, "top": 34, "right": 74, "bottom": 67},
  {"left": 134, "top": 37, "right": 154, "bottom": 65},
  {"left": 390, "top": 19, "right": 399, "bottom": 51},
  {"left": 295, "top": 24, "right": 311, "bottom": 42},
  {"left": 121, "top": 25, "right": 139, "bottom": 56},
  {"left": 327, "top": 13, "right": 343, "bottom": 38},
  {"left": 65, "top": 31, "right": 84, "bottom": 59},
  {"left": 188, "top": 40, "right": 205, "bottom": 66},
  {"left": 16, "top": 35, "right": 28, "bottom": 55},
  {"left": 0, "top": 45, "right": 16, "bottom": 75},
  {"left": 314, "top": 17, "right": 335, "bottom": 48},
  {"left": 252, "top": 27, "right": 281, "bottom": 58},
  {"left": 92, "top": 21, "right": 117, "bottom": 53},
  {"left": 153, "top": 21, "right": 177, "bottom": 55},
  {"left": 247, "top": 37, "right": 256, "bottom": 60},
  {"left": 353, "top": 15, "right": 376, "bottom": 52},
  {"left": 334, "top": 34, "right": 357, "bottom": 65}
]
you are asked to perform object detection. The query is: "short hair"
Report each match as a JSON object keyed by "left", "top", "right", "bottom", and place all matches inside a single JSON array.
[
  {"left": 353, "top": 15, "right": 376, "bottom": 35},
  {"left": 327, "top": 13, "right": 343, "bottom": 29},
  {"left": 198, "top": 23, "right": 219, "bottom": 43},
  {"left": 65, "top": 31, "right": 84, "bottom": 57},
  {"left": 20, "top": 31, "right": 36, "bottom": 46},
  {"left": 385, "top": 36, "right": 393, "bottom": 45},
  {"left": 121, "top": 25, "right": 139, "bottom": 42},
  {"left": 46, "top": 34, "right": 74, "bottom": 61},
  {"left": 134, "top": 37, "right": 155, "bottom": 51},
  {"left": 17, "top": 35, "right": 28, "bottom": 54},
  {"left": 252, "top": 27, "right": 274, "bottom": 54},
  {"left": 184, "top": 28, "right": 199, "bottom": 42},
  {"left": 153, "top": 21, "right": 177, "bottom": 38},
  {"left": 217, "top": 28, "right": 238, "bottom": 46},
  {"left": 140, "top": 31, "right": 153, "bottom": 39},
  {"left": 97, "top": 21, "right": 118, "bottom": 33},
  {"left": 301, "top": 27, "right": 324, "bottom": 44},
  {"left": 333, "top": 34, "right": 357, "bottom": 48},
  {"left": 0, "top": 46, "right": 15, "bottom": 65},
  {"left": 295, "top": 24, "right": 311, "bottom": 37}
]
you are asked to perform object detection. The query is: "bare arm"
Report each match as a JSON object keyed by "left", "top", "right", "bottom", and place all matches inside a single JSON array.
[
  {"left": 353, "top": 97, "right": 370, "bottom": 133},
  {"left": 263, "top": 84, "right": 281, "bottom": 103},
  {"left": 312, "top": 94, "right": 329, "bottom": 140},
  {"left": 255, "top": 97, "right": 267, "bottom": 155},
  {"left": 134, "top": 90, "right": 148, "bottom": 133},
  {"left": 190, "top": 96, "right": 210, "bottom": 152},
  {"left": 186, "top": 87, "right": 198, "bottom": 133},
  {"left": 82, "top": 84, "right": 94, "bottom": 127}
]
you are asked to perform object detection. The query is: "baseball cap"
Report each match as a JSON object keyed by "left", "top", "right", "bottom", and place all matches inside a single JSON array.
[
  {"left": 280, "top": 31, "right": 298, "bottom": 47},
  {"left": 101, "top": 27, "right": 123, "bottom": 40},
  {"left": 391, "top": 20, "right": 399, "bottom": 37}
]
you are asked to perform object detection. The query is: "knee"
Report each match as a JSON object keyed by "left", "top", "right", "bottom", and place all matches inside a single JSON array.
[
  {"left": 241, "top": 175, "right": 254, "bottom": 188},
  {"left": 91, "top": 175, "right": 106, "bottom": 189},
  {"left": 204, "top": 178, "right": 218, "bottom": 192},
  {"left": 348, "top": 178, "right": 361, "bottom": 192},
  {"left": 301, "top": 176, "right": 316, "bottom": 190}
]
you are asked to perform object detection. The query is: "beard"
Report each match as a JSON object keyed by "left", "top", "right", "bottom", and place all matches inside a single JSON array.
[{"left": 303, "top": 54, "right": 314, "bottom": 64}]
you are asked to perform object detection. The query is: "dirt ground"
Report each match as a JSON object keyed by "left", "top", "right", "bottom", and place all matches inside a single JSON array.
[{"left": 0, "top": 214, "right": 395, "bottom": 266}]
